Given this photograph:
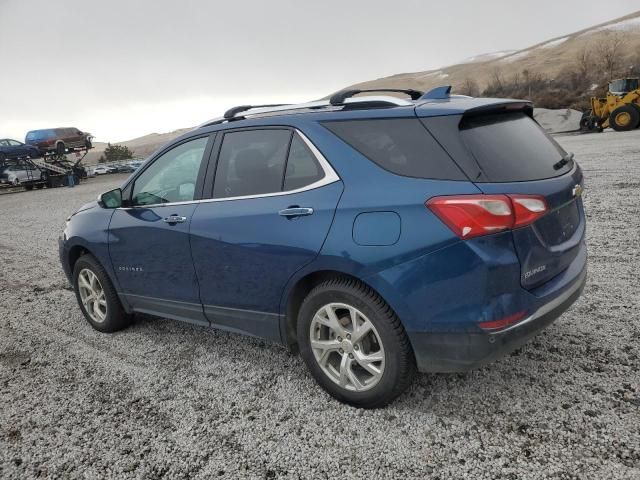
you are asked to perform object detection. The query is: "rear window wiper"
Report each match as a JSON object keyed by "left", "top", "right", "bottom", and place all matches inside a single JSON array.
[{"left": 553, "top": 152, "right": 574, "bottom": 170}]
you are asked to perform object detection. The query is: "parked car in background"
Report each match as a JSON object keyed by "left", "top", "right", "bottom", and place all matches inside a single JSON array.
[
  {"left": 114, "top": 165, "right": 136, "bottom": 173},
  {"left": 60, "top": 89, "right": 587, "bottom": 408},
  {"left": 92, "top": 165, "right": 115, "bottom": 175},
  {"left": 0, "top": 138, "right": 40, "bottom": 161},
  {"left": 25, "top": 128, "right": 93, "bottom": 156},
  {"left": 0, "top": 163, "right": 44, "bottom": 185}
]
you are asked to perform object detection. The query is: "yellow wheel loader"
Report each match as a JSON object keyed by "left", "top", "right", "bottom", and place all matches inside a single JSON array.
[{"left": 581, "top": 78, "right": 640, "bottom": 132}]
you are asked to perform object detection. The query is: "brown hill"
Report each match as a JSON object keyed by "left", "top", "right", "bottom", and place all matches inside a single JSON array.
[
  {"left": 84, "top": 128, "right": 192, "bottom": 165},
  {"left": 346, "top": 11, "right": 640, "bottom": 102}
]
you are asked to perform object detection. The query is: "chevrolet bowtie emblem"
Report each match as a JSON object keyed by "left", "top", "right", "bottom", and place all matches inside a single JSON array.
[{"left": 572, "top": 184, "right": 583, "bottom": 198}]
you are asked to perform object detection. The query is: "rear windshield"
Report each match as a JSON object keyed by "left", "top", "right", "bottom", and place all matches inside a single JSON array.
[
  {"left": 459, "top": 112, "right": 571, "bottom": 182},
  {"left": 26, "top": 129, "right": 56, "bottom": 141},
  {"left": 322, "top": 118, "right": 465, "bottom": 180}
]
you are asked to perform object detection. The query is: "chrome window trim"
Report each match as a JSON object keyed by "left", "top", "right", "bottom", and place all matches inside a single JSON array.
[{"left": 118, "top": 129, "right": 340, "bottom": 209}]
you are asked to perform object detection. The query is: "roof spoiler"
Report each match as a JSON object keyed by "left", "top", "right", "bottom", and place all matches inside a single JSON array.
[
  {"left": 419, "top": 85, "right": 451, "bottom": 100},
  {"left": 462, "top": 101, "right": 534, "bottom": 119}
]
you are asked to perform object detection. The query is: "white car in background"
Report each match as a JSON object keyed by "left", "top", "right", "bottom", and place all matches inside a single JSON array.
[{"left": 92, "top": 166, "right": 115, "bottom": 175}]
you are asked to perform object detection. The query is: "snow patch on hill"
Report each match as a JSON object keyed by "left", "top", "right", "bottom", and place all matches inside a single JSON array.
[
  {"left": 539, "top": 37, "right": 569, "bottom": 49},
  {"left": 461, "top": 50, "right": 516, "bottom": 63},
  {"left": 500, "top": 51, "right": 530, "bottom": 63}
]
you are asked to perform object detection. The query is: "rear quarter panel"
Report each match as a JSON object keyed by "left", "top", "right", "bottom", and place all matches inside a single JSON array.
[{"left": 280, "top": 120, "right": 483, "bottom": 328}]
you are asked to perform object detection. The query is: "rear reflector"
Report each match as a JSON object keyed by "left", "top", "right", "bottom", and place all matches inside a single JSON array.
[
  {"left": 478, "top": 311, "right": 526, "bottom": 331},
  {"left": 426, "top": 194, "right": 548, "bottom": 239}
]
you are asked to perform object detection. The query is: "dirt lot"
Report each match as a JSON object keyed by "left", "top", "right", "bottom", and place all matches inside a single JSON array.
[{"left": 1, "top": 131, "right": 639, "bottom": 479}]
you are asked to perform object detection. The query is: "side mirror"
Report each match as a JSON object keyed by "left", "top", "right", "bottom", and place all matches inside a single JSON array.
[{"left": 99, "top": 188, "right": 122, "bottom": 208}]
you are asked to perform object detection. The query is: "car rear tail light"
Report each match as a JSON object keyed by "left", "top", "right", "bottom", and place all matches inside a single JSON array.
[
  {"left": 509, "top": 195, "right": 548, "bottom": 228},
  {"left": 426, "top": 194, "right": 547, "bottom": 239},
  {"left": 478, "top": 311, "right": 526, "bottom": 331}
]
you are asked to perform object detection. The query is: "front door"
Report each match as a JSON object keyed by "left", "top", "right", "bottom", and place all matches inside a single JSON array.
[
  {"left": 190, "top": 128, "right": 343, "bottom": 339},
  {"left": 108, "top": 135, "right": 212, "bottom": 325}
]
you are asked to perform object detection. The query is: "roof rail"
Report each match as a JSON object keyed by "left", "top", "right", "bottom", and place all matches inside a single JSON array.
[
  {"left": 198, "top": 95, "right": 414, "bottom": 128},
  {"left": 419, "top": 85, "right": 452, "bottom": 100},
  {"left": 329, "top": 88, "right": 423, "bottom": 105},
  {"left": 223, "top": 104, "right": 290, "bottom": 119}
]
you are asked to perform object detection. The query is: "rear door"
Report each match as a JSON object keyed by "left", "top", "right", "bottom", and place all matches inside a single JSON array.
[
  {"left": 108, "top": 135, "right": 213, "bottom": 324},
  {"left": 189, "top": 128, "right": 342, "bottom": 339},
  {"left": 421, "top": 110, "right": 584, "bottom": 289}
]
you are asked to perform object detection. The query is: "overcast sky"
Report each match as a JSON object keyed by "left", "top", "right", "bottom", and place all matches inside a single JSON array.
[{"left": 1, "top": 0, "right": 638, "bottom": 142}]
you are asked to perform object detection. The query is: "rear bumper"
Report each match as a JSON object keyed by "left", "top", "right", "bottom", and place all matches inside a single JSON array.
[{"left": 411, "top": 264, "right": 586, "bottom": 372}]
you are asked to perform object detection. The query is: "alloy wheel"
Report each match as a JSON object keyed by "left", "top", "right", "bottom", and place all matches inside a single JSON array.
[
  {"left": 77, "top": 268, "right": 107, "bottom": 323},
  {"left": 309, "top": 303, "right": 385, "bottom": 392}
]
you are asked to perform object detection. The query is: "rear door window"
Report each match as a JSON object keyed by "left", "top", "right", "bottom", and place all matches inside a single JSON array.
[
  {"left": 459, "top": 112, "right": 571, "bottom": 182},
  {"left": 322, "top": 118, "right": 465, "bottom": 180},
  {"left": 213, "top": 129, "right": 291, "bottom": 198}
]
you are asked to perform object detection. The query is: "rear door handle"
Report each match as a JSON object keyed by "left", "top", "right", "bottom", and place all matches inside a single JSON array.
[
  {"left": 278, "top": 207, "right": 314, "bottom": 218},
  {"left": 163, "top": 214, "right": 187, "bottom": 224}
]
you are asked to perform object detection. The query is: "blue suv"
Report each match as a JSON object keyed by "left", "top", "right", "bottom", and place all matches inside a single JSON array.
[{"left": 59, "top": 87, "right": 587, "bottom": 408}]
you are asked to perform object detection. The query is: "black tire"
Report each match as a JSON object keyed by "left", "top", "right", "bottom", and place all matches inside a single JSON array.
[
  {"left": 36, "top": 184, "right": 44, "bottom": 189},
  {"left": 609, "top": 105, "right": 640, "bottom": 131},
  {"left": 0, "top": 152, "right": 6, "bottom": 162},
  {"left": 56, "top": 142, "right": 66, "bottom": 156},
  {"left": 85, "top": 137, "right": 92, "bottom": 149},
  {"left": 25, "top": 184, "right": 34, "bottom": 191},
  {"left": 72, "top": 254, "right": 131, "bottom": 333},
  {"left": 297, "top": 277, "right": 415, "bottom": 408}
]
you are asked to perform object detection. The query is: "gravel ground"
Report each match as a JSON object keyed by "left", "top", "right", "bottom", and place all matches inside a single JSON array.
[{"left": 1, "top": 130, "right": 639, "bottom": 479}]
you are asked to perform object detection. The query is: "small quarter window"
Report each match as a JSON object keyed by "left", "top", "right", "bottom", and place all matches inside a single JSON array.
[
  {"left": 323, "top": 118, "right": 464, "bottom": 180},
  {"left": 283, "top": 134, "right": 324, "bottom": 191}
]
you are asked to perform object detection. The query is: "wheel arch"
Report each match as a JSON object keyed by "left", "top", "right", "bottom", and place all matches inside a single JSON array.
[
  {"left": 67, "top": 244, "right": 91, "bottom": 274},
  {"left": 66, "top": 241, "right": 133, "bottom": 314},
  {"left": 280, "top": 266, "right": 410, "bottom": 352}
]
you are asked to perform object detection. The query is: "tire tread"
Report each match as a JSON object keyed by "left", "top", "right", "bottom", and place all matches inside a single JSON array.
[{"left": 299, "top": 276, "right": 415, "bottom": 408}]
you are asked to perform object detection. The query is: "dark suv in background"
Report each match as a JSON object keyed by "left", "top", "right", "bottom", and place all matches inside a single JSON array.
[
  {"left": 26, "top": 128, "right": 93, "bottom": 156},
  {"left": 0, "top": 138, "right": 40, "bottom": 161}
]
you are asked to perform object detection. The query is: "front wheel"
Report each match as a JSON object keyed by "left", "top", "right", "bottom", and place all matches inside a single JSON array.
[
  {"left": 73, "top": 254, "right": 131, "bottom": 333},
  {"left": 610, "top": 105, "right": 640, "bottom": 131},
  {"left": 297, "top": 278, "right": 415, "bottom": 408},
  {"left": 56, "top": 142, "right": 66, "bottom": 156}
]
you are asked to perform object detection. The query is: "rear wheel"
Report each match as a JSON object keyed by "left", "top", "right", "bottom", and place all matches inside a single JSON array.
[
  {"left": 12, "top": 178, "right": 20, "bottom": 186},
  {"left": 297, "top": 277, "right": 415, "bottom": 408},
  {"left": 25, "top": 184, "right": 34, "bottom": 191},
  {"left": 609, "top": 105, "right": 640, "bottom": 131},
  {"left": 0, "top": 152, "right": 6, "bottom": 162},
  {"left": 73, "top": 254, "right": 131, "bottom": 333},
  {"left": 56, "top": 142, "right": 66, "bottom": 156}
]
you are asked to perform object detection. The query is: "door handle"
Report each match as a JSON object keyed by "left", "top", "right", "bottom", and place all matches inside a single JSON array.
[
  {"left": 278, "top": 207, "right": 314, "bottom": 218},
  {"left": 163, "top": 215, "right": 187, "bottom": 224}
]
